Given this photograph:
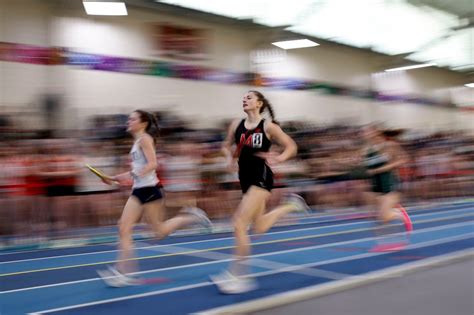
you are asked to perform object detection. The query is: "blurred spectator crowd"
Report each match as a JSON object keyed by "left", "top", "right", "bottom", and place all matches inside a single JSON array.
[{"left": 0, "top": 110, "right": 473, "bottom": 239}]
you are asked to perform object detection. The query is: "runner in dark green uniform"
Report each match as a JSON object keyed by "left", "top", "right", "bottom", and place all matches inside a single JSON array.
[
  {"left": 365, "top": 144, "right": 399, "bottom": 194},
  {"left": 362, "top": 125, "right": 412, "bottom": 252}
]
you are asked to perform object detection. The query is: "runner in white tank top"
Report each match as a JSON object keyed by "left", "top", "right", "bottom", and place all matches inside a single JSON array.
[
  {"left": 96, "top": 110, "right": 211, "bottom": 287},
  {"left": 130, "top": 136, "right": 158, "bottom": 189}
]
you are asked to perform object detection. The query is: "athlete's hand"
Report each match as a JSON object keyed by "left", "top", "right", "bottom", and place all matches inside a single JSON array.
[
  {"left": 101, "top": 175, "right": 115, "bottom": 186},
  {"left": 367, "top": 169, "right": 376, "bottom": 176},
  {"left": 225, "top": 157, "right": 238, "bottom": 173},
  {"left": 255, "top": 152, "right": 283, "bottom": 166},
  {"left": 114, "top": 173, "right": 133, "bottom": 187}
]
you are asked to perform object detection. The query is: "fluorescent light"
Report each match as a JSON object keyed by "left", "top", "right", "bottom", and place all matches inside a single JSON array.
[
  {"left": 272, "top": 39, "right": 319, "bottom": 50},
  {"left": 384, "top": 63, "right": 436, "bottom": 72},
  {"left": 83, "top": 1, "right": 128, "bottom": 16},
  {"left": 465, "top": 83, "right": 474, "bottom": 88}
]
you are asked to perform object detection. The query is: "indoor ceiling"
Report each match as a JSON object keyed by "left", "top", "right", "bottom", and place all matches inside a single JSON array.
[{"left": 143, "top": 0, "right": 473, "bottom": 73}]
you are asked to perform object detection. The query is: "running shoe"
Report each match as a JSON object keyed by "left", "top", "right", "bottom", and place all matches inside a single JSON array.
[
  {"left": 210, "top": 270, "right": 258, "bottom": 294},
  {"left": 397, "top": 204, "right": 413, "bottom": 234},
  {"left": 282, "top": 193, "right": 310, "bottom": 214},
  {"left": 181, "top": 207, "right": 213, "bottom": 230},
  {"left": 97, "top": 265, "right": 140, "bottom": 287},
  {"left": 369, "top": 242, "right": 407, "bottom": 252}
]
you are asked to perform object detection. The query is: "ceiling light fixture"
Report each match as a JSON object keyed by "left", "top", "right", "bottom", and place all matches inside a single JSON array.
[
  {"left": 384, "top": 63, "right": 437, "bottom": 72},
  {"left": 83, "top": 1, "right": 128, "bottom": 16},
  {"left": 272, "top": 39, "right": 319, "bottom": 50}
]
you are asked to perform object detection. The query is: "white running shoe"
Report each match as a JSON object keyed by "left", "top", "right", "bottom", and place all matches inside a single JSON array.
[
  {"left": 97, "top": 267, "right": 122, "bottom": 287},
  {"left": 210, "top": 270, "right": 234, "bottom": 284},
  {"left": 282, "top": 193, "right": 310, "bottom": 214},
  {"left": 223, "top": 276, "right": 258, "bottom": 294},
  {"left": 97, "top": 265, "right": 140, "bottom": 287},
  {"left": 210, "top": 270, "right": 258, "bottom": 294},
  {"left": 182, "top": 207, "right": 213, "bottom": 230}
]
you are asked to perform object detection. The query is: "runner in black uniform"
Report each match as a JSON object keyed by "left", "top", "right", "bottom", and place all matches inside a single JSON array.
[
  {"left": 235, "top": 118, "right": 273, "bottom": 194},
  {"left": 211, "top": 90, "right": 309, "bottom": 294}
]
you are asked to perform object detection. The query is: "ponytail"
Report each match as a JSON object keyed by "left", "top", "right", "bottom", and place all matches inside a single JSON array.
[
  {"left": 264, "top": 101, "right": 278, "bottom": 125},
  {"left": 248, "top": 90, "right": 279, "bottom": 125}
]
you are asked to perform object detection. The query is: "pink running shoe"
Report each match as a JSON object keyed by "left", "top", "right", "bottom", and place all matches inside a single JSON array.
[
  {"left": 397, "top": 204, "right": 413, "bottom": 234},
  {"left": 369, "top": 242, "right": 407, "bottom": 252}
]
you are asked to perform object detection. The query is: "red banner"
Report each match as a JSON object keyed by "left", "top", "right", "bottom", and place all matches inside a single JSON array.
[{"left": 151, "top": 23, "right": 209, "bottom": 60}]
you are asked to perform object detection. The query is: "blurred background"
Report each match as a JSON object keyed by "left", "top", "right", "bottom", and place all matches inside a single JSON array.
[{"left": 0, "top": 0, "right": 473, "bottom": 249}]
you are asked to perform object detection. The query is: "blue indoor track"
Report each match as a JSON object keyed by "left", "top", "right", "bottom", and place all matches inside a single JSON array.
[{"left": 1, "top": 201, "right": 473, "bottom": 315}]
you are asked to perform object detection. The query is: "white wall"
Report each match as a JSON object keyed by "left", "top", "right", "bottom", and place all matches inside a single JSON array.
[
  {"left": 1, "top": 0, "right": 472, "bottom": 131},
  {"left": 252, "top": 41, "right": 374, "bottom": 88},
  {"left": 0, "top": 0, "right": 51, "bottom": 116},
  {"left": 63, "top": 69, "right": 253, "bottom": 128},
  {"left": 50, "top": 5, "right": 252, "bottom": 71},
  {"left": 371, "top": 67, "right": 467, "bottom": 106},
  {"left": 0, "top": 0, "right": 51, "bottom": 46},
  {"left": 450, "top": 86, "right": 474, "bottom": 108}
]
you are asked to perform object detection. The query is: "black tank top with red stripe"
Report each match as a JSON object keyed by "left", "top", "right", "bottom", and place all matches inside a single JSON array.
[{"left": 234, "top": 119, "right": 271, "bottom": 171}]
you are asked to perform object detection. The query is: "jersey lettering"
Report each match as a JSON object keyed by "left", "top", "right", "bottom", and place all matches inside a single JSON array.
[
  {"left": 239, "top": 134, "right": 253, "bottom": 147},
  {"left": 252, "top": 133, "right": 263, "bottom": 148},
  {"left": 239, "top": 129, "right": 263, "bottom": 149}
]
